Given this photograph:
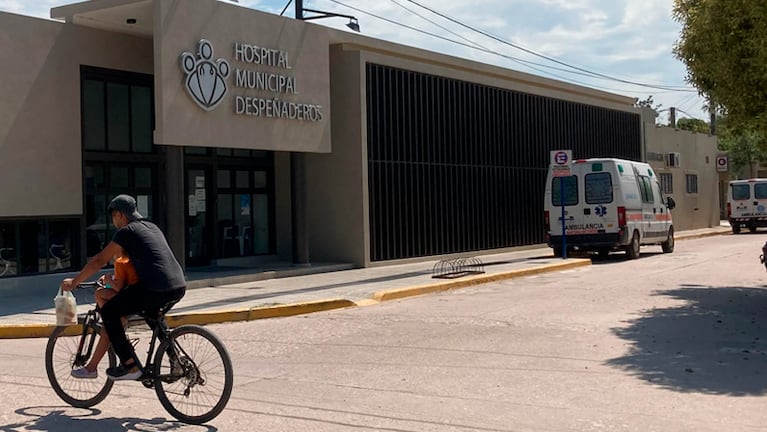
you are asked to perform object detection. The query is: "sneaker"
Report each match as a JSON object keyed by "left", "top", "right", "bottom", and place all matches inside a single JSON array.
[
  {"left": 107, "top": 364, "right": 142, "bottom": 381},
  {"left": 71, "top": 367, "right": 97, "bottom": 379}
]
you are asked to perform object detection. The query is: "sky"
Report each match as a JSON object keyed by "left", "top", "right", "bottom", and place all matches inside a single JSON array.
[{"left": 0, "top": 0, "right": 706, "bottom": 124}]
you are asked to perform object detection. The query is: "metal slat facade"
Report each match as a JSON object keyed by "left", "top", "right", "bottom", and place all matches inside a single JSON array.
[{"left": 366, "top": 63, "right": 641, "bottom": 262}]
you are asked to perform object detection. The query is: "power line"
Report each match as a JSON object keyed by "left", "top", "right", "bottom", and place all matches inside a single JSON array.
[
  {"left": 313, "top": 0, "right": 699, "bottom": 98},
  {"left": 401, "top": 0, "right": 695, "bottom": 91}
]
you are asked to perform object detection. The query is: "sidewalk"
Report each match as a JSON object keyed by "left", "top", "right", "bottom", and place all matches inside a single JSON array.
[{"left": 0, "top": 224, "right": 731, "bottom": 338}]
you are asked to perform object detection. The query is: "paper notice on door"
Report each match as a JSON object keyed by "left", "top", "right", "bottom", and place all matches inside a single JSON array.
[
  {"left": 195, "top": 188, "right": 206, "bottom": 201},
  {"left": 195, "top": 176, "right": 205, "bottom": 188}
]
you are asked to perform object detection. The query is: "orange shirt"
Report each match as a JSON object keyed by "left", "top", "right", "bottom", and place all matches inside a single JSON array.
[{"left": 114, "top": 256, "right": 139, "bottom": 287}]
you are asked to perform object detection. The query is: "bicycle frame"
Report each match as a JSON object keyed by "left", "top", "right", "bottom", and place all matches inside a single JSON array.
[{"left": 73, "top": 307, "right": 104, "bottom": 369}]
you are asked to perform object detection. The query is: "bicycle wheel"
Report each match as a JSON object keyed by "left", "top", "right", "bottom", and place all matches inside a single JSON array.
[
  {"left": 45, "top": 325, "right": 116, "bottom": 408},
  {"left": 153, "top": 325, "right": 233, "bottom": 425}
]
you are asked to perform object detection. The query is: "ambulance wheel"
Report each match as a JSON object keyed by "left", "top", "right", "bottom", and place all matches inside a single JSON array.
[
  {"left": 732, "top": 225, "right": 741, "bottom": 234},
  {"left": 597, "top": 248, "right": 610, "bottom": 258},
  {"left": 749, "top": 225, "right": 758, "bottom": 233},
  {"left": 661, "top": 227, "right": 675, "bottom": 253},
  {"left": 552, "top": 247, "right": 563, "bottom": 258},
  {"left": 625, "top": 231, "right": 640, "bottom": 259}
]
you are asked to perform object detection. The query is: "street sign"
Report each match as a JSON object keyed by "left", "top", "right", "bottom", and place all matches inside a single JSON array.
[
  {"left": 716, "top": 155, "right": 728, "bottom": 172},
  {"left": 550, "top": 150, "right": 572, "bottom": 177}
]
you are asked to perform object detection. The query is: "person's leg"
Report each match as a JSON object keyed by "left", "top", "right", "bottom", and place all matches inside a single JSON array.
[
  {"left": 85, "top": 289, "right": 117, "bottom": 371},
  {"left": 101, "top": 286, "right": 144, "bottom": 372},
  {"left": 72, "top": 288, "right": 117, "bottom": 379}
]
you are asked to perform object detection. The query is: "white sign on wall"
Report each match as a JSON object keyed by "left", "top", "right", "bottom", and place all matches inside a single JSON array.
[{"left": 716, "top": 155, "right": 728, "bottom": 172}]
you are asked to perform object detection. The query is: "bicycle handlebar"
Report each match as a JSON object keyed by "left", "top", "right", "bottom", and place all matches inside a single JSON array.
[{"left": 77, "top": 281, "right": 104, "bottom": 289}]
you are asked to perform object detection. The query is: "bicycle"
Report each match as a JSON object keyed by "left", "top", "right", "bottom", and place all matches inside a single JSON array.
[{"left": 44, "top": 281, "right": 234, "bottom": 424}]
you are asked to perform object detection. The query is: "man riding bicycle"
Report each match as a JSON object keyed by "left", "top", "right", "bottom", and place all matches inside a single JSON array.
[{"left": 61, "top": 194, "right": 186, "bottom": 380}]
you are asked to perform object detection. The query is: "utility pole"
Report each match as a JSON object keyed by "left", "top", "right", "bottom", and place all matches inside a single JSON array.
[
  {"left": 669, "top": 107, "right": 676, "bottom": 128},
  {"left": 295, "top": 0, "right": 303, "bottom": 19}
]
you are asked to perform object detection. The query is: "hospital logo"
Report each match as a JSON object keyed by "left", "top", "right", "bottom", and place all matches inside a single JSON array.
[{"left": 180, "top": 39, "right": 230, "bottom": 111}]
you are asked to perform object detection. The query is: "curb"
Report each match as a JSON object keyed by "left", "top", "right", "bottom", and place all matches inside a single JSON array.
[{"left": 372, "top": 258, "right": 592, "bottom": 302}]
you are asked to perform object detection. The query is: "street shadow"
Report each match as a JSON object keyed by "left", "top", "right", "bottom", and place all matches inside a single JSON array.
[
  {"left": 0, "top": 406, "right": 216, "bottom": 431},
  {"left": 606, "top": 284, "right": 767, "bottom": 395}
]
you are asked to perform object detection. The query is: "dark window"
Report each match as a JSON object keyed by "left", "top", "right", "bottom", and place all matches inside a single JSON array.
[
  {"left": 731, "top": 184, "right": 749, "bottom": 200},
  {"left": 754, "top": 183, "right": 767, "bottom": 199},
  {"left": 659, "top": 173, "right": 673, "bottom": 194},
  {"left": 638, "top": 176, "right": 654, "bottom": 203},
  {"left": 551, "top": 176, "right": 578, "bottom": 206},
  {"left": 0, "top": 219, "right": 79, "bottom": 277},
  {"left": 81, "top": 67, "right": 153, "bottom": 154},
  {"left": 84, "top": 164, "right": 155, "bottom": 258},
  {"left": 686, "top": 174, "right": 698, "bottom": 194},
  {"left": 585, "top": 172, "right": 613, "bottom": 204}
]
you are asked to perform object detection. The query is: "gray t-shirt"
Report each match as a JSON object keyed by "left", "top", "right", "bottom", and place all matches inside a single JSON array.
[{"left": 112, "top": 220, "right": 186, "bottom": 291}]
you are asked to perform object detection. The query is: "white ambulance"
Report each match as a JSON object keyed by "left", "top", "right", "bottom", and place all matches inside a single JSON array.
[
  {"left": 544, "top": 158, "right": 676, "bottom": 259},
  {"left": 727, "top": 178, "right": 767, "bottom": 234}
]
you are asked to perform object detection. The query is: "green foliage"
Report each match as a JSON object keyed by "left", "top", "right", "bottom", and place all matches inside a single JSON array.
[
  {"left": 676, "top": 118, "right": 709, "bottom": 133},
  {"left": 673, "top": 1, "right": 767, "bottom": 132},
  {"left": 635, "top": 95, "right": 662, "bottom": 111}
]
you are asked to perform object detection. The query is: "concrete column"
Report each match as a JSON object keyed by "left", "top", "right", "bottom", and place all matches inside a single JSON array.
[
  {"left": 291, "top": 152, "right": 310, "bottom": 265},
  {"left": 165, "top": 145, "right": 186, "bottom": 269}
]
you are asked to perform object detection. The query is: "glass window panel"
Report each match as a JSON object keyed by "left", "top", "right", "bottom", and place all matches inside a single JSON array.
[
  {"left": 253, "top": 194, "right": 269, "bottom": 254},
  {"left": 235, "top": 194, "right": 251, "bottom": 256},
  {"left": 0, "top": 223, "right": 17, "bottom": 277},
  {"left": 107, "top": 83, "right": 130, "bottom": 151},
  {"left": 585, "top": 172, "right": 613, "bottom": 204},
  {"left": 252, "top": 151, "right": 269, "bottom": 159},
  {"left": 253, "top": 171, "right": 267, "bottom": 188},
  {"left": 551, "top": 176, "right": 577, "bottom": 206},
  {"left": 755, "top": 183, "right": 767, "bottom": 199},
  {"left": 131, "top": 85, "right": 153, "bottom": 153},
  {"left": 49, "top": 221, "right": 73, "bottom": 271},
  {"left": 110, "top": 166, "right": 129, "bottom": 189},
  {"left": 217, "top": 194, "right": 236, "bottom": 257},
  {"left": 86, "top": 194, "right": 108, "bottom": 258},
  {"left": 135, "top": 167, "right": 152, "bottom": 189},
  {"left": 731, "top": 184, "right": 750, "bottom": 200},
  {"left": 84, "top": 165, "right": 106, "bottom": 193},
  {"left": 216, "top": 148, "right": 233, "bottom": 156},
  {"left": 83, "top": 80, "right": 106, "bottom": 150},
  {"left": 236, "top": 170, "right": 249, "bottom": 188},
  {"left": 233, "top": 149, "right": 250, "bottom": 158},
  {"left": 217, "top": 170, "right": 231, "bottom": 188},
  {"left": 19, "top": 222, "right": 44, "bottom": 274},
  {"left": 185, "top": 147, "right": 208, "bottom": 155},
  {"left": 660, "top": 173, "right": 673, "bottom": 195}
]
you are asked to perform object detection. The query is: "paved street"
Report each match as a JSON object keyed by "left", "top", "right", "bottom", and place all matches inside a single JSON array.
[{"left": 2, "top": 231, "right": 767, "bottom": 430}]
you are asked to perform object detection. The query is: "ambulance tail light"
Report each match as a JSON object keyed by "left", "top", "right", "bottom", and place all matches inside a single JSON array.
[
  {"left": 617, "top": 206, "right": 627, "bottom": 228},
  {"left": 544, "top": 210, "right": 550, "bottom": 231},
  {"left": 727, "top": 202, "right": 731, "bottom": 218}
]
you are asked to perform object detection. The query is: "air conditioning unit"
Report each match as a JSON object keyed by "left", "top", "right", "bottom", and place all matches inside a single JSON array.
[{"left": 666, "top": 152, "right": 681, "bottom": 167}]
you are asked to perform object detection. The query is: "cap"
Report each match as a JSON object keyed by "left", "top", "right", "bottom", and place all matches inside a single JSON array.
[{"left": 108, "top": 194, "right": 143, "bottom": 221}]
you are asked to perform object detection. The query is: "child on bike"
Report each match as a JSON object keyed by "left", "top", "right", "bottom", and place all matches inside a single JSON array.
[{"left": 71, "top": 247, "right": 138, "bottom": 379}]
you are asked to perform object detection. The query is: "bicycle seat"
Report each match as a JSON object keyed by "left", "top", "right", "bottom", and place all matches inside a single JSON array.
[{"left": 139, "top": 299, "right": 180, "bottom": 320}]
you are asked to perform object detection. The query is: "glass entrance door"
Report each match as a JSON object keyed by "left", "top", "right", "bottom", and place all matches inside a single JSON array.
[{"left": 186, "top": 168, "right": 211, "bottom": 266}]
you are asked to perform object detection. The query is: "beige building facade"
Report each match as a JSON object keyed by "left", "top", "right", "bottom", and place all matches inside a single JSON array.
[{"left": 0, "top": 0, "right": 718, "bottom": 288}]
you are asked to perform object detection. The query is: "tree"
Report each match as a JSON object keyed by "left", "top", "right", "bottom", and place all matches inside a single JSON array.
[
  {"left": 676, "top": 118, "right": 709, "bottom": 134},
  {"left": 673, "top": 1, "right": 767, "bottom": 132},
  {"left": 717, "top": 128, "right": 766, "bottom": 178}
]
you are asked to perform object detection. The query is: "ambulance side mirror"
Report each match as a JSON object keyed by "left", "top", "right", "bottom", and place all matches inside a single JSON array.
[{"left": 666, "top": 197, "right": 676, "bottom": 210}]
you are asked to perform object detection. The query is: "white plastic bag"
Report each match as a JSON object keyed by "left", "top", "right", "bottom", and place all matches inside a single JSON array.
[{"left": 54, "top": 289, "right": 77, "bottom": 326}]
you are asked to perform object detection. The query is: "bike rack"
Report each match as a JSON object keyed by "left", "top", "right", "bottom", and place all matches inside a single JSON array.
[{"left": 431, "top": 256, "right": 485, "bottom": 279}]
